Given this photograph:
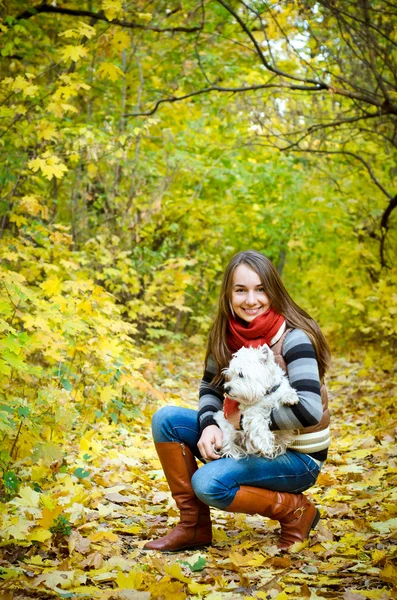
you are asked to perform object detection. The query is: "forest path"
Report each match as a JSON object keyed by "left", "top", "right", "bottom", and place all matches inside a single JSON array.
[{"left": 1, "top": 349, "right": 396, "bottom": 599}]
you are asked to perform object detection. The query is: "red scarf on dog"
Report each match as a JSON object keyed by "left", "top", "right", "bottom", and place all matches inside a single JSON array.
[{"left": 224, "top": 308, "right": 285, "bottom": 418}]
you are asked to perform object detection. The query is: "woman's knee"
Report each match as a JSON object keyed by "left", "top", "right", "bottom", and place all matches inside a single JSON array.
[
  {"left": 191, "top": 466, "right": 236, "bottom": 510},
  {"left": 151, "top": 406, "right": 182, "bottom": 442}
]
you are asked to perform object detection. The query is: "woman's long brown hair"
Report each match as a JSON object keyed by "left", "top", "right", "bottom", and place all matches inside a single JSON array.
[{"left": 206, "top": 250, "right": 331, "bottom": 383}]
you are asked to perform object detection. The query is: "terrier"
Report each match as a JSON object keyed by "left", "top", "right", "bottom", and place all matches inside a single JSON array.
[{"left": 214, "top": 345, "right": 299, "bottom": 460}]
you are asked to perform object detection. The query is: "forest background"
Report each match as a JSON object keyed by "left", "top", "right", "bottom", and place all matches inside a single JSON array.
[{"left": 0, "top": 1, "right": 396, "bottom": 598}]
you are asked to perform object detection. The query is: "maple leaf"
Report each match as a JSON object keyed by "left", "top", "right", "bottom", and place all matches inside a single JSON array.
[
  {"left": 58, "top": 28, "right": 80, "bottom": 39},
  {"left": 28, "top": 153, "right": 68, "bottom": 180},
  {"left": 97, "top": 62, "right": 125, "bottom": 82},
  {"left": 10, "top": 75, "right": 38, "bottom": 97},
  {"left": 61, "top": 44, "right": 88, "bottom": 62},
  {"left": 9, "top": 213, "right": 27, "bottom": 227},
  {"left": 111, "top": 30, "right": 130, "bottom": 51},
  {"left": 12, "top": 486, "right": 40, "bottom": 508},
  {"left": 371, "top": 518, "right": 397, "bottom": 533},
  {"left": 380, "top": 562, "right": 397, "bottom": 585},
  {"left": 116, "top": 570, "right": 147, "bottom": 590},
  {"left": 33, "top": 570, "right": 76, "bottom": 590},
  {"left": 78, "top": 22, "right": 97, "bottom": 39},
  {"left": 19, "top": 194, "right": 49, "bottom": 219},
  {"left": 102, "top": 0, "right": 123, "bottom": 21},
  {"left": 38, "top": 505, "right": 64, "bottom": 529},
  {"left": 3, "top": 516, "right": 31, "bottom": 540},
  {"left": 28, "top": 527, "right": 52, "bottom": 542},
  {"left": 40, "top": 276, "right": 63, "bottom": 297},
  {"left": 37, "top": 122, "right": 58, "bottom": 142},
  {"left": 164, "top": 563, "right": 191, "bottom": 584}
]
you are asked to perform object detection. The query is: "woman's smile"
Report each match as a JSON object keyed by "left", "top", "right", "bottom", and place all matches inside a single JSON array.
[{"left": 231, "top": 264, "right": 271, "bottom": 323}]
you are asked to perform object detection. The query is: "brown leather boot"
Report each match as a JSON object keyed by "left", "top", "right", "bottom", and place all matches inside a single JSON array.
[
  {"left": 143, "top": 442, "right": 212, "bottom": 552},
  {"left": 225, "top": 486, "right": 320, "bottom": 550}
]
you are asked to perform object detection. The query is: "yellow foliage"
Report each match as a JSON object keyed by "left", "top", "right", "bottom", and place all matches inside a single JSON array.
[
  {"left": 28, "top": 152, "right": 68, "bottom": 180},
  {"left": 59, "top": 21, "right": 96, "bottom": 40},
  {"left": 111, "top": 30, "right": 130, "bottom": 52},
  {"left": 18, "top": 195, "right": 49, "bottom": 219},
  {"left": 90, "top": 530, "right": 119, "bottom": 542},
  {"left": 164, "top": 563, "right": 191, "bottom": 584},
  {"left": 102, "top": 0, "right": 123, "bottom": 21},
  {"left": 37, "top": 122, "right": 58, "bottom": 142},
  {"left": 40, "top": 275, "right": 63, "bottom": 297},
  {"left": 116, "top": 570, "right": 146, "bottom": 589},
  {"left": 61, "top": 44, "right": 88, "bottom": 62},
  {"left": 97, "top": 62, "right": 125, "bottom": 82},
  {"left": 38, "top": 505, "right": 64, "bottom": 529},
  {"left": 27, "top": 527, "right": 52, "bottom": 542},
  {"left": 12, "top": 486, "right": 40, "bottom": 508},
  {"left": 5, "top": 74, "right": 39, "bottom": 97}
]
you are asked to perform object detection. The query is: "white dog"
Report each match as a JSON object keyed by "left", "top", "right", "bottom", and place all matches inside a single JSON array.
[{"left": 213, "top": 345, "right": 299, "bottom": 460}]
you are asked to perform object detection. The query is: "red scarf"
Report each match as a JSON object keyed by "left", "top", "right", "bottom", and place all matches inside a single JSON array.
[
  {"left": 227, "top": 307, "right": 285, "bottom": 353},
  {"left": 224, "top": 308, "right": 285, "bottom": 418}
]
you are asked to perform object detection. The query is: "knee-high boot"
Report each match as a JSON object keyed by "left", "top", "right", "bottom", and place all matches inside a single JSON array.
[
  {"left": 143, "top": 442, "right": 212, "bottom": 552},
  {"left": 225, "top": 486, "right": 320, "bottom": 550}
]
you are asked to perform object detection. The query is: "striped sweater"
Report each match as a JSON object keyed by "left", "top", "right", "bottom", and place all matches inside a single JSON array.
[{"left": 198, "top": 329, "right": 329, "bottom": 461}]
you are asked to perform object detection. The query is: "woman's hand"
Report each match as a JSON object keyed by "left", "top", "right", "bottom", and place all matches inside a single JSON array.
[{"left": 198, "top": 425, "right": 223, "bottom": 461}]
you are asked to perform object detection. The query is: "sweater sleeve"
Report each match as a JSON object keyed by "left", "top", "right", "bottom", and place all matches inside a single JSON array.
[
  {"left": 198, "top": 353, "right": 224, "bottom": 433},
  {"left": 270, "top": 329, "right": 323, "bottom": 431}
]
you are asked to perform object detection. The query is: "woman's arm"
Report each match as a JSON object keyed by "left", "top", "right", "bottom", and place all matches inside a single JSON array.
[
  {"left": 197, "top": 353, "right": 225, "bottom": 460},
  {"left": 270, "top": 329, "right": 323, "bottom": 430},
  {"left": 198, "top": 353, "right": 224, "bottom": 432}
]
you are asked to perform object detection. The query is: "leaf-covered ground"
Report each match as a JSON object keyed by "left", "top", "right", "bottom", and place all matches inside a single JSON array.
[{"left": 1, "top": 346, "right": 396, "bottom": 599}]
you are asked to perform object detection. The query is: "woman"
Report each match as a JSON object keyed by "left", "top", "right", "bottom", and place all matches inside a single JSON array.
[{"left": 144, "top": 250, "right": 331, "bottom": 552}]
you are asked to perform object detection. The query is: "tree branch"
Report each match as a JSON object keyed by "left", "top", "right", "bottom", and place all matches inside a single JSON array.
[
  {"left": 281, "top": 147, "right": 392, "bottom": 201},
  {"left": 362, "top": 0, "right": 393, "bottom": 105},
  {"left": 380, "top": 194, "right": 397, "bottom": 268},
  {"left": 216, "top": 0, "right": 328, "bottom": 88},
  {"left": 280, "top": 110, "right": 385, "bottom": 151},
  {"left": 124, "top": 82, "right": 329, "bottom": 117},
  {"left": 217, "top": 0, "right": 396, "bottom": 113},
  {"left": 319, "top": 0, "right": 397, "bottom": 48},
  {"left": 16, "top": 3, "right": 202, "bottom": 33},
  {"left": 380, "top": 194, "right": 397, "bottom": 230}
]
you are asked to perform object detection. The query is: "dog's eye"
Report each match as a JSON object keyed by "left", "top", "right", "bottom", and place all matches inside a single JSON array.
[{"left": 238, "top": 372, "right": 244, "bottom": 378}]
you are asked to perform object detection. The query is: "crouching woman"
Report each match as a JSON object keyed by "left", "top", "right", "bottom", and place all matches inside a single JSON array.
[{"left": 144, "top": 250, "right": 331, "bottom": 552}]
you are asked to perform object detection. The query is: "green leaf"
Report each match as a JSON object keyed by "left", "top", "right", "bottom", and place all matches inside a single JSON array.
[
  {"left": 74, "top": 467, "right": 90, "bottom": 479},
  {"left": 4, "top": 470, "right": 19, "bottom": 494},
  {"left": 179, "top": 556, "right": 207, "bottom": 572},
  {"left": 0, "top": 567, "right": 21, "bottom": 581},
  {"left": 2, "top": 351, "right": 28, "bottom": 370},
  {"left": 61, "top": 378, "right": 73, "bottom": 391},
  {"left": 17, "top": 406, "right": 30, "bottom": 418}
]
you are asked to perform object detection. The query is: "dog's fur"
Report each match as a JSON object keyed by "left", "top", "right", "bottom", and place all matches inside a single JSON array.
[{"left": 213, "top": 345, "right": 299, "bottom": 460}]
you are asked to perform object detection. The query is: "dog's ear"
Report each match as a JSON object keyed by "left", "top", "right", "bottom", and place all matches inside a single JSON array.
[{"left": 258, "top": 344, "right": 270, "bottom": 361}]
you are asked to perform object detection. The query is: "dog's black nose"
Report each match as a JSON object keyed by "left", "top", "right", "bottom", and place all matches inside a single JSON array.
[{"left": 224, "top": 384, "right": 231, "bottom": 393}]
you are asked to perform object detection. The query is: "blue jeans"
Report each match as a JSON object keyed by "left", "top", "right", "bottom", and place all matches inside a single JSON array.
[{"left": 151, "top": 406, "right": 322, "bottom": 510}]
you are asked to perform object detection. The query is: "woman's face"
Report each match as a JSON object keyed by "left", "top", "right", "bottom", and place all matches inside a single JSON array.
[{"left": 231, "top": 264, "right": 271, "bottom": 323}]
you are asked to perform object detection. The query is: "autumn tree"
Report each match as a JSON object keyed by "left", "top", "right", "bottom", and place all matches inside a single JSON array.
[
  {"left": 0, "top": 0, "right": 396, "bottom": 345},
  {"left": 120, "top": 0, "right": 396, "bottom": 270}
]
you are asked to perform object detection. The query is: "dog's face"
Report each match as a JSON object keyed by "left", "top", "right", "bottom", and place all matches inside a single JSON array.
[{"left": 223, "top": 345, "right": 277, "bottom": 405}]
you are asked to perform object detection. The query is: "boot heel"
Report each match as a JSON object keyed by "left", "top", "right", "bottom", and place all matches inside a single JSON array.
[{"left": 308, "top": 508, "right": 320, "bottom": 536}]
